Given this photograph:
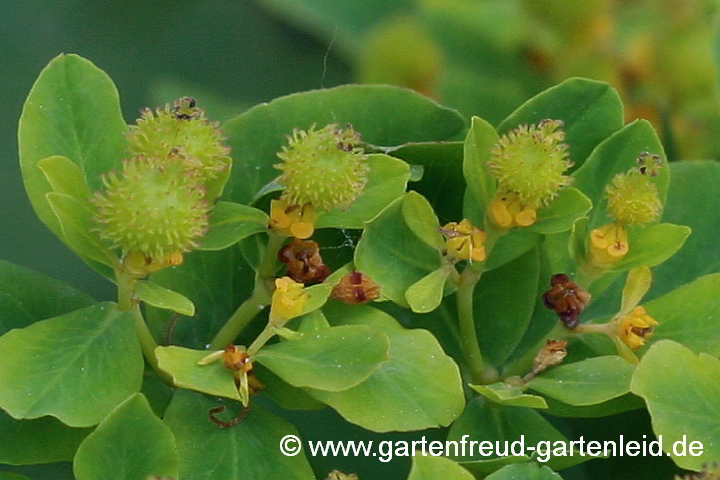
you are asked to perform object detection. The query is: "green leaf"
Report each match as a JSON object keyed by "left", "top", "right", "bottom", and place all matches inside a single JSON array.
[
  {"left": 18, "top": 54, "right": 127, "bottom": 240},
  {"left": 301, "top": 282, "right": 334, "bottom": 316},
  {"left": 0, "top": 473, "right": 32, "bottom": 480},
  {"left": 641, "top": 273, "right": 720, "bottom": 356},
  {"left": 528, "top": 356, "right": 635, "bottom": 406},
  {"left": 408, "top": 455, "right": 475, "bottom": 480},
  {"left": 222, "top": 84, "right": 466, "bottom": 204},
  {"left": 476, "top": 248, "right": 540, "bottom": 366},
  {"left": 37, "top": 155, "right": 92, "bottom": 202},
  {"left": 355, "top": 193, "right": 442, "bottom": 307},
  {"left": 631, "top": 340, "right": 720, "bottom": 470},
  {"left": 498, "top": 78, "right": 624, "bottom": 167},
  {"left": 529, "top": 188, "right": 592, "bottom": 235},
  {"left": 391, "top": 141, "right": 465, "bottom": 221},
  {"left": 652, "top": 161, "right": 720, "bottom": 299},
  {"left": 253, "top": 325, "right": 389, "bottom": 391},
  {"left": 0, "top": 303, "right": 143, "bottom": 427},
  {"left": 463, "top": 116, "right": 499, "bottom": 223},
  {"left": 485, "top": 230, "right": 541, "bottom": 272},
  {"left": 470, "top": 383, "right": 548, "bottom": 409},
  {"left": 46, "top": 192, "right": 118, "bottom": 270},
  {"left": 618, "top": 266, "right": 652, "bottom": 317},
  {"left": 541, "top": 394, "right": 645, "bottom": 418},
  {"left": 405, "top": 266, "right": 451, "bottom": 314},
  {"left": 485, "top": 463, "right": 565, "bottom": 480},
  {"left": 316, "top": 153, "right": 412, "bottom": 229},
  {"left": 155, "top": 346, "right": 240, "bottom": 401},
  {"left": 607, "top": 223, "right": 691, "bottom": 272},
  {"left": 448, "top": 399, "right": 588, "bottom": 470},
  {"left": 135, "top": 281, "right": 195, "bottom": 316},
  {"left": 73, "top": 394, "right": 178, "bottom": 480},
  {"left": 253, "top": 363, "right": 326, "bottom": 411},
  {"left": 0, "top": 411, "right": 91, "bottom": 465},
  {"left": 165, "top": 390, "right": 314, "bottom": 479},
  {"left": 197, "top": 201, "right": 269, "bottom": 250},
  {"left": 401, "top": 189, "right": 444, "bottom": 250},
  {"left": 572, "top": 120, "right": 668, "bottom": 228},
  {"left": 307, "top": 302, "right": 465, "bottom": 432},
  {"left": 0, "top": 259, "right": 95, "bottom": 335}
]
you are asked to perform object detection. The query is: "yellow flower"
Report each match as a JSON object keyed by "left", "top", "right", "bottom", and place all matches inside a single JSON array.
[
  {"left": 270, "top": 276, "right": 309, "bottom": 324},
  {"left": 488, "top": 192, "right": 537, "bottom": 229},
  {"left": 589, "top": 222, "right": 629, "bottom": 267},
  {"left": 441, "top": 219, "right": 488, "bottom": 262},
  {"left": 122, "top": 250, "right": 184, "bottom": 277},
  {"left": 270, "top": 199, "right": 316, "bottom": 239},
  {"left": 616, "top": 306, "right": 658, "bottom": 350}
]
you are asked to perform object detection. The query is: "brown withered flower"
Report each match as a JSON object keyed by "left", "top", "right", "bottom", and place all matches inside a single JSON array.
[
  {"left": 331, "top": 271, "right": 381, "bottom": 304},
  {"left": 278, "top": 238, "right": 330, "bottom": 285},
  {"left": 543, "top": 273, "right": 591, "bottom": 329}
]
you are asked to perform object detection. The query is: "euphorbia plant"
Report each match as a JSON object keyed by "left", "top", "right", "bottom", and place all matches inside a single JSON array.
[{"left": 1, "top": 53, "right": 719, "bottom": 480}]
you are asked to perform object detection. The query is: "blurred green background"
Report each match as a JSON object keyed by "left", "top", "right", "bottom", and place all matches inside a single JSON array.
[{"left": 1, "top": 1, "right": 719, "bottom": 479}]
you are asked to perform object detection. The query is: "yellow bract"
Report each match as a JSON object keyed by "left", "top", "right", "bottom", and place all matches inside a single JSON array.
[
  {"left": 270, "top": 276, "right": 309, "bottom": 323},
  {"left": 617, "top": 306, "right": 658, "bottom": 350},
  {"left": 270, "top": 199, "right": 316, "bottom": 239},
  {"left": 488, "top": 193, "right": 537, "bottom": 229},
  {"left": 442, "top": 219, "right": 487, "bottom": 262},
  {"left": 589, "top": 222, "right": 629, "bottom": 267}
]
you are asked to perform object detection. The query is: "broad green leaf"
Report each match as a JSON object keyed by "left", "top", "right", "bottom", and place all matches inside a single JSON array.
[
  {"left": 631, "top": 340, "right": 720, "bottom": 469},
  {"left": 0, "top": 473, "right": 31, "bottom": 480},
  {"left": 0, "top": 259, "right": 95, "bottom": 335},
  {"left": 401, "top": 189, "right": 444, "bottom": 250},
  {"left": 541, "top": 394, "right": 645, "bottom": 418},
  {"left": 528, "top": 188, "right": 592, "bottom": 235},
  {"left": 308, "top": 302, "right": 465, "bottom": 432},
  {"left": 484, "top": 229, "right": 541, "bottom": 272},
  {"left": 528, "top": 356, "right": 635, "bottom": 406},
  {"left": 498, "top": 78, "right": 624, "bottom": 167},
  {"left": 408, "top": 454, "right": 475, "bottom": 480},
  {"left": 457, "top": 457, "right": 531, "bottom": 478},
  {"left": 197, "top": 201, "right": 269, "bottom": 250},
  {"left": 46, "top": 192, "right": 118, "bottom": 270},
  {"left": 463, "top": 116, "right": 498, "bottom": 223},
  {"left": 73, "top": 394, "right": 178, "bottom": 480},
  {"left": 405, "top": 266, "right": 451, "bottom": 314},
  {"left": 301, "top": 283, "right": 334, "bottom": 316},
  {"left": 485, "top": 463, "right": 564, "bottom": 480},
  {"left": 253, "top": 364, "right": 326, "bottom": 411},
  {"left": 164, "top": 390, "right": 315, "bottom": 480},
  {"left": 316, "top": 154, "right": 412, "bottom": 229},
  {"left": 253, "top": 325, "right": 390, "bottom": 391},
  {"left": 475, "top": 248, "right": 540, "bottom": 366},
  {"left": 391, "top": 141, "right": 465, "bottom": 221},
  {"left": 18, "top": 54, "right": 127, "bottom": 239},
  {"left": 447, "top": 399, "right": 588, "bottom": 470},
  {"left": 569, "top": 217, "right": 589, "bottom": 263},
  {"left": 141, "top": 371, "right": 175, "bottom": 417},
  {"left": 608, "top": 223, "right": 691, "bottom": 272},
  {"left": 222, "top": 84, "right": 466, "bottom": 205},
  {"left": 0, "top": 303, "right": 143, "bottom": 427},
  {"left": 135, "top": 281, "right": 195, "bottom": 316},
  {"left": 572, "top": 120, "right": 668, "bottom": 228},
  {"left": 0, "top": 411, "right": 91, "bottom": 465},
  {"left": 652, "top": 161, "right": 720, "bottom": 299},
  {"left": 641, "top": 273, "right": 720, "bottom": 356},
  {"left": 146, "top": 248, "right": 255, "bottom": 349},
  {"left": 355, "top": 193, "right": 442, "bottom": 306},
  {"left": 619, "top": 266, "right": 652, "bottom": 317},
  {"left": 470, "top": 383, "right": 548, "bottom": 409},
  {"left": 37, "top": 155, "right": 91, "bottom": 202},
  {"left": 155, "top": 346, "right": 240, "bottom": 401}
]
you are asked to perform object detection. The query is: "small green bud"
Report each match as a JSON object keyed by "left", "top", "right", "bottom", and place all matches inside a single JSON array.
[
  {"left": 487, "top": 119, "right": 573, "bottom": 209},
  {"left": 127, "top": 97, "right": 231, "bottom": 199},
  {"left": 275, "top": 124, "right": 370, "bottom": 211},
  {"left": 606, "top": 152, "right": 663, "bottom": 225},
  {"left": 91, "top": 155, "right": 210, "bottom": 259}
]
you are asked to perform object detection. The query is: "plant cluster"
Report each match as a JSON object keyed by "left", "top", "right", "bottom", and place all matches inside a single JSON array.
[{"left": 1, "top": 54, "right": 719, "bottom": 480}]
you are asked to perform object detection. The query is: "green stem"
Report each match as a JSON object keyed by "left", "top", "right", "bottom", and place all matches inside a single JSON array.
[
  {"left": 456, "top": 269, "right": 486, "bottom": 384},
  {"left": 208, "top": 231, "right": 286, "bottom": 350},
  {"left": 247, "top": 325, "right": 277, "bottom": 356},
  {"left": 210, "top": 286, "right": 268, "bottom": 349},
  {"left": 501, "top": 322, "right": 569, "bottom": 379}
]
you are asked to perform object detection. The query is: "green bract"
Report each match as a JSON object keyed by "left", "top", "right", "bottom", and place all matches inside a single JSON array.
[{"left": 4, "top": 54, "right": 718, "bottom": 480}]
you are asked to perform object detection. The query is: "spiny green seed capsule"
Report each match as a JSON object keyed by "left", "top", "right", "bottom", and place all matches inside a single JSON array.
[
  {"left": 127, "top": 97, "right": 231, "bottom": 198},
  {"left": 275, "top": 124, "right": 370, "bottom": 211},
  {"left": 606, "top": 152, "right": 663, "bottom": 225},
  {"left": 91, "top": 156, "right": 210, "bottom": 258},
  {"left": 487, "top": 119, "right": 573, "bottom": 209}
]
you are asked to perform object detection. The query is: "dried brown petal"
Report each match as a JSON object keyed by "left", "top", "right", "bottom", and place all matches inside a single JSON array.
[{"left": 331, "top": 271, "right": 381, "bottom": 304}]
